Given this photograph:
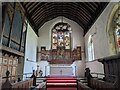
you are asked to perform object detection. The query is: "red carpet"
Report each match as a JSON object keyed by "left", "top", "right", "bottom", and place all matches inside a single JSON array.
[{"left": 46, "top": 76, "right": 77, "bottom": 90}]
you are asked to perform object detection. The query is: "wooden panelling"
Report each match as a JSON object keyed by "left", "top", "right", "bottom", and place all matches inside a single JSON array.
[
  {"left": 104, "top": 62, "right": 109, "bottom": 80},
  {"left": 1, "top": 53, "right": 18, "bottom": 80},
  {"left": 0, "top": 44, "right": 24, "bottom": 56}
]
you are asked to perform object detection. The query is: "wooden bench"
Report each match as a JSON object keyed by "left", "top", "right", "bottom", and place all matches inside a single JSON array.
[
  {"left": 90, "top": 78, "right": 117, "bottom": 90},
  {"left": 77, "top": 82, "right": 92, "bottom": 90},
  {"left": 11, "top": 79, "right": 33, "bottom": 89}
]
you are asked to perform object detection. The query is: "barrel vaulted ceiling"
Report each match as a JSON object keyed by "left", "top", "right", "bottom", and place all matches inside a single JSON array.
[{"left": 20, "top": 2, "right": 109, "bottom": 36}]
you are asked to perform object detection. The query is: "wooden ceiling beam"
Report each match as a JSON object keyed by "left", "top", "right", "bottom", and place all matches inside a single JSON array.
[
  {"left": 29, "top": 3, "right": 40, "bottom": 13},
  {"left": 32, "top": 2, "right": 91, "bottom": 22},
  {"left": 35, "top": 11, "right": 87, "bottom": 30},
  {"left": 91, "top": 2, "right": 99, "bottom": 8},
  {"left": 31, "top": 6, "right": 46, "bottom": 19},
  {"left": 20, "top": 2, "right": 109, "bottom": 35},
  {"left": 25, "top": 2, "right": 33, "bottom": 9},
  {"left": 27, "top": 2, "right": 38, "bottom": 12},
  {"left": 32, "top": 8, "right": 47, "bottom": 21},
  {"left": 23, "top": 2, "right": 29, "bottom": 7},
  {"left": 29, "top": 2, "right": 46, "bottom": 15},
  {"left": 86, "top": 2, "right": 109, "bottom": 32},
  {"left": 61, "top": 3, "right": 91, "bottom": 19},
  {"left": 20, "top": 2, "right": 38, "bottom": 36},
  {"left": 82, "top": 2, "right": 95, "bottom": 13},
  {"left": 68, "top": 3, "right": 93, "bottom": 18},
  {"left": 34, "top": 8, "right": 88, "bottom": 25},
  {"left": 33, "top": 4, "right": 90, "bottom": 24},
  {"left": 86, "top": 2, "right": 97, "bottom": 11}
]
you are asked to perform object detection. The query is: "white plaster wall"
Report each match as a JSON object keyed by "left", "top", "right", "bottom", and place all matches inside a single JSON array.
[
  {"left": 38, "top": 17, "right": 86, "bottom": 76},
  {"left": 71, "top": 60, "right": 86, "bottom": 77},
  {"left": 23, "top": 24, "right": 38, "bottom": 78},
  {"left": 37, "top": 61, "right": 49, "bottom": 76},
  {"left": 85, "top": 2, "right": 116, "bottom": 74}
]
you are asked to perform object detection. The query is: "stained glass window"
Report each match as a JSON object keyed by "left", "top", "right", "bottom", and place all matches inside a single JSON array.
[
  {"left": 113, "top": 6, "right": 120, "bottom": 52},
  {"left": 52, "top": 22, "right": 71, "bottom": 49},
  {"left": 52, "top": 29, "right": 58, "bottom": 49},
  {"left": 115, "top": 23, "right": 120, "bottom": 52}
]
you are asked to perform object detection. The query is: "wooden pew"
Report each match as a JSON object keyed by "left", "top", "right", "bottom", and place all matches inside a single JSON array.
[
  {"left": 90, "top": 78, "right": 117, "bottom": 90},
  {"left": 98, "top": 53, "right": 120, "bottom": 89},
  {"left": 11, "top": 79, "right": 33, "bottom": 90},
  {"left": 2, "top": 70, "right": 46, "bottom": 90},
  {"left": 85, "top": 68, "right": 118, "bottom": 90},
  {"left": 1, "top": 70, "right": 34, "bottom": 90},
  {"left": 77, "top": 81, "right": 92, "bottom": 90}
]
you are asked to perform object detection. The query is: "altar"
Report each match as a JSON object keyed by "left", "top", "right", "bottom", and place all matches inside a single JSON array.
[{"left": 47, "top": 65, "right": 76, "bottom": 76}]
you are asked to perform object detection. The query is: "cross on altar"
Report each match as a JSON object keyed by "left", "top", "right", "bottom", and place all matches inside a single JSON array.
[{"left": 60, "top": 70, "right": 62, "bottom": 75}]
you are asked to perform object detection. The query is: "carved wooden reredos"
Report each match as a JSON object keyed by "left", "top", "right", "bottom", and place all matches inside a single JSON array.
[{"left": 39, "top": 22, "right": 82, "bottom": 64}]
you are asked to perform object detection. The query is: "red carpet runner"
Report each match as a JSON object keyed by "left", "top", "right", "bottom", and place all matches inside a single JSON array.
[{"left": 46, "top": 76, "right": 77, "bottom": 90}]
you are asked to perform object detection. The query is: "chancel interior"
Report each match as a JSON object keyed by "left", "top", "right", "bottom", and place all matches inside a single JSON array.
[{"left": 0, "top": 1, "right": 120, "bottom": 90}]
